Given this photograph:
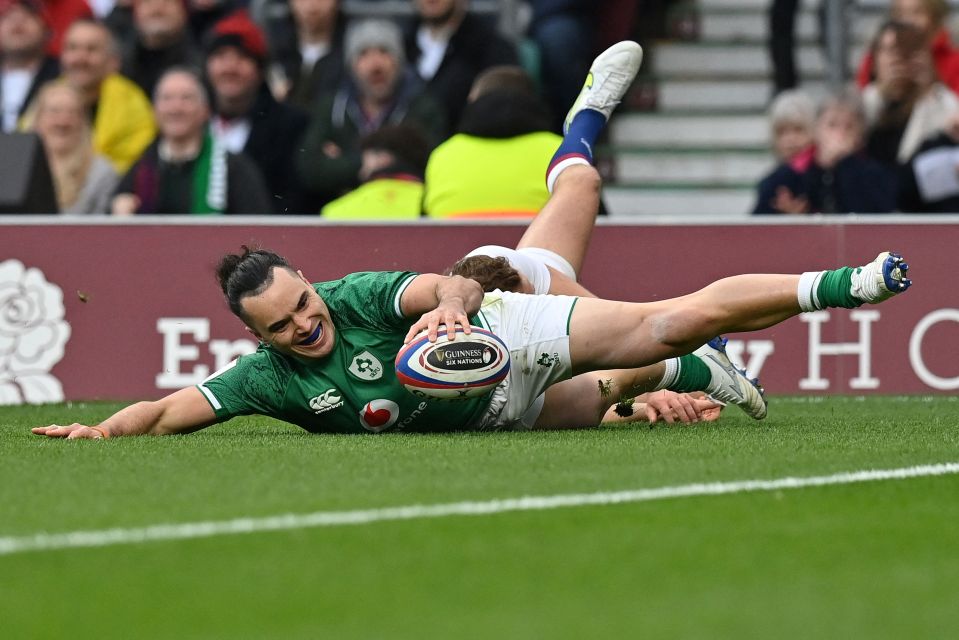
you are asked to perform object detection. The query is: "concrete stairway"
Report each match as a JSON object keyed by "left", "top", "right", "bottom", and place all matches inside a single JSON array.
[{"left": 605, "top": 0, "right": 887, "bottom": 217}]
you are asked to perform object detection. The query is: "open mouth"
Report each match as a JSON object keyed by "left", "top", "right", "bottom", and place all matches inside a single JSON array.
[{"left": 298, "top": 322, "right": 323, "bottom": 346}]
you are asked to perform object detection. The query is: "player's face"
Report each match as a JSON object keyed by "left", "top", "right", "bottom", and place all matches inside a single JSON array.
[{"left": 240, "top": 267, "right": 336, "bottom": 360}]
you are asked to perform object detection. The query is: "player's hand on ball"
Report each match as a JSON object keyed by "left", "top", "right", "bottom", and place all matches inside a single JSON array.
[
  {"left": 32, "top": 424, "right": 108, "bottom": 439},
  {"left": 405, "top": 302, "right": 472, "bottom": 343}
]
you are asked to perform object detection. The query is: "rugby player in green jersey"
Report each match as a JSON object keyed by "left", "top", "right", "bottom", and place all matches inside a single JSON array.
[{"left": 33, "top": 41, "right": 912, "bottom": 440}]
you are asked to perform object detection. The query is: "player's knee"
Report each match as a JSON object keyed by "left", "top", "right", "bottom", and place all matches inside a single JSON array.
[
  {"left": 558, "top": 164, "right": 601, "bottom": 193},
  {"left": 649, "top": 305, "right": 720, "bottom": 347}
]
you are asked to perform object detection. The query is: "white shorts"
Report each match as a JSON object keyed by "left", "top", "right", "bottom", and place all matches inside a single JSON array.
[
  {"left": 471, "top": 290, "right": 579, "bottom": 431},
  {"left": 465, "top": 245, "right": 576, "bottom": 295}
]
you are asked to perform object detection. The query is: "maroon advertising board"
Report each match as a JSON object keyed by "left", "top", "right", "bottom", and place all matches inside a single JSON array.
[{"left": 0, "top": 219, "right": 955, "bottom": 403}]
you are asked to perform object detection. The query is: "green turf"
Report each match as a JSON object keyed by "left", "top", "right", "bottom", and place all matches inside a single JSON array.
[{"left": 2, "top": 397, "right": 958, "bottom": 639}]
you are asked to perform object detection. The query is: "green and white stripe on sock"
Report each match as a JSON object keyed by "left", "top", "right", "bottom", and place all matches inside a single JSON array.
[
  {"left": 798, "top": 267, "right": 863, "bottom": 312},
  {"left": 654, "top": 354, "right": 711, "bottom": 393}
]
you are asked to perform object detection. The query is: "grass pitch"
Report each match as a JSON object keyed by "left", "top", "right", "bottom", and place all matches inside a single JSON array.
[{"left": 2, "top": 397, "right": 958, "bottom": 639}]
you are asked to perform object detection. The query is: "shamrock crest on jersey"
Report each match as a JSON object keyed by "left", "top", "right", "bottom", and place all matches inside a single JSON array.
[{"left": 348, "top": 350, "right": 383, "bottom": 381}]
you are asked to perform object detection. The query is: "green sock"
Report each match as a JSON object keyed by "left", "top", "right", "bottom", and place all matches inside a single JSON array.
[
  {"left": 816, "top": 267, "right": 862, "bottom": 309},
  {"left": 671, "top": 354, "right": 712, "bottom": 392}
]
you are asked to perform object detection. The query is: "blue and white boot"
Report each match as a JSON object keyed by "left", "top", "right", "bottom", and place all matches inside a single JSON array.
[{"left": 693, "top": 337, "right": 768, "bottom": 420}]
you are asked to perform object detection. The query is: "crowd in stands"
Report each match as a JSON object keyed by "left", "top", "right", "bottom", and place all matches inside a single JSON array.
[
  {"left": 756, "top": 0, "right": 959, "bottom": 215},
  {"left": 0, "top": 0, "right": 629, "bottom": 216}
]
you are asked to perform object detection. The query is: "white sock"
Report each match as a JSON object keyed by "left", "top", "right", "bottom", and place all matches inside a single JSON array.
[
  {"left": 652, "top": 357, "right": 681, "bottom": 391},
  {"left": 797, "top": 271, "right": 824, "bottom": 312},
  {"left": 546, "top": 156, "right": 591, "bottom": 193}
]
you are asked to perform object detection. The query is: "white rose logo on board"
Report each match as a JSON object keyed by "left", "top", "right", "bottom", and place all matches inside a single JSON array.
[{"left": 0, "top": 260, "right": 71, "bottom": 404}]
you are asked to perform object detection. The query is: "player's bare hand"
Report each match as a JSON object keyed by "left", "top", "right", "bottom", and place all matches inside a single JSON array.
[
  {"left": 32, "top": 424, "right": 108, "bottom": 439},
  {"left": 644, "top": 391, "right": 723, "bottom": 425},
  {"left": 404, "top": 302, "right": 472, "bottom": 343}
]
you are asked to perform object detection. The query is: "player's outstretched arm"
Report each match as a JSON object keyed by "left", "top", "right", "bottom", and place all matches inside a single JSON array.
[
  {"left": 401, "top": 274, "right": 485, "bottom": 343},
  {"left": 32, "top": 387, "right": 218, "bottom": 439}
]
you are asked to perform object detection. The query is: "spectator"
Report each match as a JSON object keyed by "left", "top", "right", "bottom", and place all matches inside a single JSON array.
[
  {"left": 267, "top": 0, "right": 346, "bottom": 110},
  {"left": 753, "top": 91, "right": 896, "bottom": 214},
  {"left": 188, "top": 0, "right": 237, "bottom": 44},
  {"left": 205, "top": 9, "right": 313, "bottom": 213},
  {"left": 120, "top": 0, "right": 201, "bottom": 96},
  {"left": 862, "top": 20, "right": 959, "bottom": 167},
  {"left": 37, "top": 0, "right": 94, "bottom": 57},
  {"left": 528, "top": 0, "right": 594, "bottom": 132},
  {"left": 0, "top": 0, "right": 59, "bottom": 132},
  {"left": 23, "top": 19, "right": 158, "bottom": 174},
  {"left": 423, "top": 65, "right": 560, "bottom": 218},
  {"left": 768, "top": 88, "right": 815, "bottom": 163},
  {"left": 112, "top": 67, "right": 271, "bottom": 214},
  {"left": 31, "top": 83, "right": 118, "bottom": 213},
  {"left": 856, "top": 0, "right": 959, "bottom": 93},
  {"left": 296, "top": 18, "right": 447, "bottom": 206},
  {"left": 897, "top": 108, "right": 959, "bottom": 211},
  {"left": 320, "top": 123, "right": 431, "bottom": 218},
  {"left": 404, "top": 0, "right": 517, "bottom": 129},
  {"left": 768, "top": 0, "right": 801, "bottom": 95}
]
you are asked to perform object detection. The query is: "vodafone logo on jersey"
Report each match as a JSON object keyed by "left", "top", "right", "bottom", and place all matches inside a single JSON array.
[{"left": 359, "top": 399, "right": 399, "bottom": 432}]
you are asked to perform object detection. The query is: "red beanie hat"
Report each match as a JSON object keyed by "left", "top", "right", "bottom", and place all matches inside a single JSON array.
[{"left": 206, "top": 10, "right": 268, "bottom": 64}]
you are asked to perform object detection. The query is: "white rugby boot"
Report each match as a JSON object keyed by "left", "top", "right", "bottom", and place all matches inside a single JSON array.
[
  {"left": 693, "top": 337, "right": 768, "bottom": 420},
  {"left": 850, "top": 252, "right": 912, "bottom": 304},
  {"left": 564, "top": 41, "right": 644, "bottom": 133}
]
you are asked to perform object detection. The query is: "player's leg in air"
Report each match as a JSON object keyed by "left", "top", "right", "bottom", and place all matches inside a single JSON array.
[{"left": 524, "top": 41, "right": 912, "bottom": 430}]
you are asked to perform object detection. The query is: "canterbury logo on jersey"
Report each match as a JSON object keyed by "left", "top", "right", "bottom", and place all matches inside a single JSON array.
[{"left": 310, "top": 389, "right": 344, "bottom": 414}]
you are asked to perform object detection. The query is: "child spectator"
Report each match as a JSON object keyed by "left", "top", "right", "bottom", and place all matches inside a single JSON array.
[
  {"left": 768, "top": 88, "right": 815, "bottom": 163},
  {"left": 753, "top": 91, "right": 896, "bottom": 214}
]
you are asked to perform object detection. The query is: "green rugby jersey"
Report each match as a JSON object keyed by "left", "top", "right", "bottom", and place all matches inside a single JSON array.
[{"left": 197, "top": 271, "right": 490, "bottom": 433}]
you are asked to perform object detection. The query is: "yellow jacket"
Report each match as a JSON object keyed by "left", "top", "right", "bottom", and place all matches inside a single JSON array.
[
  {"left": 91, "top": 74, "right": 157, "bottom": 174},
  {"left": 423, "top": 131, "right": 561, "bottom": 218},
  {"left": 20, "top": 74, "right": 156, "bottom": 174},
  {"left": 321, "top": 177, "right": 424, "bottom": 219}
]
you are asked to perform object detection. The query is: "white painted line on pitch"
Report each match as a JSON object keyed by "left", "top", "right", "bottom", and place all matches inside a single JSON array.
[{"left": 2, "top": 462, "right": 958, "bottom": 557}]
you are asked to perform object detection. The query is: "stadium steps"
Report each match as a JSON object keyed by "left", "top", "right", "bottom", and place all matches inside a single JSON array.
[{"left": 604, "top": 0, "right": 889, "bottom": 217}]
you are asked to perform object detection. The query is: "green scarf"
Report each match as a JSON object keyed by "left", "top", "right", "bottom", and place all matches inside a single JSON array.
[{"left": 191, "top": 132, "right": 227, "bottom": 214}]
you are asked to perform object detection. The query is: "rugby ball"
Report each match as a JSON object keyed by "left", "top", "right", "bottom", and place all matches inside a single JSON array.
[{"left": 395, "top": 326, "right": 510, "bottom": 400}]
